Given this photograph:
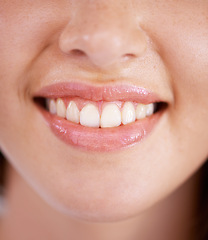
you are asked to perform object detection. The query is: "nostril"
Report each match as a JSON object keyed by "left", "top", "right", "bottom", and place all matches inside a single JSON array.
[
  {"left": 122, "top": 53, "right": 137, "bottom": 61},
  {"left": 124, "top": 53, "right": 137, "bottom": 58},
  {"left": 70, "top": 49, "right": 86, "bottom": 57}
]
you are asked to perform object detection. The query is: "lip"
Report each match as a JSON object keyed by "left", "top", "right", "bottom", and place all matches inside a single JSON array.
[
  {"left": 34, "top": 82, "right": 164, "bottom": 152},
  {"left": 34, "top": 82, "right": 162, "bottom": 103}
]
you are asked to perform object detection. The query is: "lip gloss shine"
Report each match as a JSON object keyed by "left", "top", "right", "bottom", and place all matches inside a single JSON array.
[{"left": 35, "top": 82, "right": 163, "bottom": 152}]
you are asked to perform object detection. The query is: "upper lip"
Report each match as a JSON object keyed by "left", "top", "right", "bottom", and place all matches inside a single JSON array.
[{"left": 34, "top": 81, "right": 164, "bottom": 104}]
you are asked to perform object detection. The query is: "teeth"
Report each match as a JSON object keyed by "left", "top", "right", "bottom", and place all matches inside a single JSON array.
[
  {"left": 80, "top": 103, "right": 100, "bottom": 128},
  {"left": 48, "top": 99, "right": 57, "bottom": 115},
  {"left": 121, "top": 102, "right": 136, "bottom": 125},
  {"left": 66, "top": 101, "right": 80, "bottom": 124},
  {"left": 146, "top": 103, "right": 154, "bottom": 116},
  {"left": 47, "top": 98, "right": 157, "bottom": 128},
  {"left": 56, "top": 98, "right": 66, "bottom": 118},
  {"left": 101, "top": 103, "right": 121, "bottom": 128},
  {"left": 136, "top": 104, "right": 146, "bottom": 119}
]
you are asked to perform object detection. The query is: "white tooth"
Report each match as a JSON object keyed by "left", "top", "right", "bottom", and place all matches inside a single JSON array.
[
  {"left": 56, "top": 98, "right": 66, "bottom": 118},
  {"left": 136, "top": 104, "right": 146, "bottom": 119},
  {"left": 80, "top": 103, "right": 100, "bottom": 128},
  {"left": 146, "top": 103, "right": 154, "bottom": 116},
  {"left": 48, "top": 99, "right": 57, "bottom": 114},
  {"left": 101, "top": 103, "right": 121, "bottom": 128},
  {"left": 66, "top": 101, "right": 80, "bottom": 124},
  {"left": 121, "top": 102, "right": 136, "bottom": 125}
]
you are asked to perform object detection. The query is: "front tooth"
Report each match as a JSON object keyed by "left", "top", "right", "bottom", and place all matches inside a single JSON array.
[
  {"left": 146, "top": 103, "right": 154, "bottom": 116},
  {"left": 56, "top": 98, "right": 66, "bottom": 118},
  {"left": 121, "top": 102, "right": 136, "bottom": 125},
  {"left": 136, "top": 104, "right": 146, "bottom": 119},
  {"left": 80, "top": 103, "right": 100, "bottom": 128},
  {"left": 101, "top": 103, "right": 121, "bottom": 128},
  {"left": 66, "top": 101, "right": 80, "bottom": 124},
  {"left": 48, "top": 99, "right": 57, "bottom": 115}
]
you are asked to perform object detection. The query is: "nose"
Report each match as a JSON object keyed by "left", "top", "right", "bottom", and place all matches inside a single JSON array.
[{"left": 58, "top": 1, "right": 147, "bottom": 68}]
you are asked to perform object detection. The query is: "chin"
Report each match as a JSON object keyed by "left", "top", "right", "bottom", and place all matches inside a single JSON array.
[{"left": 38, "top": 186, "right": 148, "bottom": 222}]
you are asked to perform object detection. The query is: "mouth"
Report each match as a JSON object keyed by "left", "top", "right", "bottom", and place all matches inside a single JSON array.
[{"left": 34, "top": 82, "right": 167, "bottom": 152}]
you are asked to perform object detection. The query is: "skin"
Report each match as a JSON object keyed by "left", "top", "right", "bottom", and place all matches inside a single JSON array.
[{"left": 0, "top": 0, "right": 208, "bottom": 239}]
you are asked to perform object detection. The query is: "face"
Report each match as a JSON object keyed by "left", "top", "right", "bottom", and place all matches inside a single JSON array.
[{"left": 0, "top": 0, "right": 208, "bottom": 221}]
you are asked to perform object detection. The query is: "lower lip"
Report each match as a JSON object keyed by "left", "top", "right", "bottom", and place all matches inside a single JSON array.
[{"left": 39, "top": 107, "right": 161, "bottom": 152}]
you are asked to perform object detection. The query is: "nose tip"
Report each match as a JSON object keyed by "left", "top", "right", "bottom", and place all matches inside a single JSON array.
[
  {"left": 58, "top": 2, "right": 148, "bottom": 68},
  {"left": 59, "top": 27, "right": 147, "bottom": 67}
]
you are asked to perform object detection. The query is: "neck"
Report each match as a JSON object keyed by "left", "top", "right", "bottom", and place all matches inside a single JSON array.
[{"left": 0, "top": 164, "right": 201, "bottom": 240}]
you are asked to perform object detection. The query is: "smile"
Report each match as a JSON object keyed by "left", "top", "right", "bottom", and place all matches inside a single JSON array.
[
  {"left": 47, "top": 98, "right": 156, "bottom": 128},
  {"left": 34, "top": 82, "right": 167, "bottom": 152}
]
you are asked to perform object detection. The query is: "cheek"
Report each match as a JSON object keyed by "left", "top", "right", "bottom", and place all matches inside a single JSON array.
[
  {"left": 145, "top": 7, "right": 208, "bottom": 154},
  {"left": 0, "top": 0, "right": 67, "bottom": 151},
  {"left": 162, "top": 23, "right": 208, "bottom": 109},
  {"left": 0, "top": 0, "right": 68, "bottom": 92},
  {"left": 163, "top": 25, "right": 208, "bottom": 144}
]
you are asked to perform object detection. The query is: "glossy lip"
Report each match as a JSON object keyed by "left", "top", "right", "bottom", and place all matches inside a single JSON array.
[
  {"left": 34, "top": 82, "right": 162, "bottom": 103},
  {"left": 34, "top": 82, "right": 164, "bottom": 152}
]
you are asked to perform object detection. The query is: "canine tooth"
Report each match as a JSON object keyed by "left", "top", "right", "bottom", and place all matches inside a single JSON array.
[
  {"left": 80, "top": 103, "right": 100, "bottom": 127},
  {"left": 146, "top": 103, "right": 154, "bottom": 116},
  {"left": 136, "top": 104, "right": 146, "bottom": 119},
  {"left": 101, "top": 103, "right": 121, "bottom": 128},
  {"left": 48, "top": 99, "right": 57, "bottom": 114},
  {"left": 56, "top": 98, "right": 66, "bottom": 118},
  {"left": 66, "top": 101, "right": 80, "bottom": 123},
  {"left": 121, "top": 102, "right": 135, "bottom": 125}
]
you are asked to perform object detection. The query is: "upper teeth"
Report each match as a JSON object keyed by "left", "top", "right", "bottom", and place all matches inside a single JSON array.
[
  {"left": 101, "top": 103, "right": 121, "bottom": 128},
  {"left": 66, "top": 101, "right": 80, "bottom": 124},
  {"left": 56, "top": 98, "right": 66, "bottom": 118},
  {"left": 122, "top": 102, "right": 136, "bottom": 125},
  {"left": 47, "top": 98, "right": 155, "bottom": 128},
  {"left": 80, "top": 103, "right": 100, "bottom": 128}
]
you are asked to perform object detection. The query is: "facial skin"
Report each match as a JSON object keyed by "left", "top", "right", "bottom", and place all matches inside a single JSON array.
[{"left": 0, "top": 0, "right": 208, "bottom": 225}]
